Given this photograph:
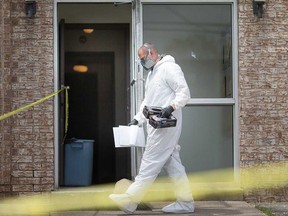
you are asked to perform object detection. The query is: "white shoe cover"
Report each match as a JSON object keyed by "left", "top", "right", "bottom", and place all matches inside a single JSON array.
[
  {"left": 109, "top": 193, "right": 137, "bottom": 214},
  {"left": 162, "top": 201, "right": 195, "bottom": 213}
]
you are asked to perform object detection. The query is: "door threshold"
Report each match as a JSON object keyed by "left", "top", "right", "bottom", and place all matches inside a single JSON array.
[
  {"left": 53, "top": 182, "right": 243, "bottom": 201},
  {"left": 54, "top": 185, "right": 115, "bottom": 193}
]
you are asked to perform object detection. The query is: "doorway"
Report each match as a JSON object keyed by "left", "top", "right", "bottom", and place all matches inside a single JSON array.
[
  {"left": 55, "top": 0, "right": 237, "bottom": 188},
  {"left": 65, "top": 51, "right": 116, "bottom": 184},
  {"left": 57, "top": 3, "right": 132, "bottom": 186}
]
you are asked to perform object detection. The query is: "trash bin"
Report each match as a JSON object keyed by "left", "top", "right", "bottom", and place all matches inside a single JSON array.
[{"left": 64, "top": 139, "right": 94, "bottom": 186}]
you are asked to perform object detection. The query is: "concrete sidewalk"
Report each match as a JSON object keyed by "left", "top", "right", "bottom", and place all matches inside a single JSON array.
[
  {"left": 51, "top": 201, "right": 266, "bottom": 216},
  {"left": 257, "top": 202, "right": 288, "bottom": 216}
]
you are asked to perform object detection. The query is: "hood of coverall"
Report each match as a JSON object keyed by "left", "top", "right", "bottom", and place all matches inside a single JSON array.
[
  {"left": 153, "top": 55, "right": 175, "bottom": 70},
  {"left": 144, "top": 53, "right": 189, "bottom": 112}
]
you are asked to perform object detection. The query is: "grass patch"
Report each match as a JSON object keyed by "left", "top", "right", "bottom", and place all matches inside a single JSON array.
[{"left": 255, "top": 206, "right": 275, "bottom": 216}]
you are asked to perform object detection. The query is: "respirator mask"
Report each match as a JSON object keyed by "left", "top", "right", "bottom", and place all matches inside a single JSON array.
[{"left": 140, "top": 49, "right": 156, "bottom": 70}]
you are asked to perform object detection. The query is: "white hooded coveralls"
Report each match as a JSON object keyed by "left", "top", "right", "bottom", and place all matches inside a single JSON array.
[{"left": 126, "top": 55, "right": 193, "bottom": 203}]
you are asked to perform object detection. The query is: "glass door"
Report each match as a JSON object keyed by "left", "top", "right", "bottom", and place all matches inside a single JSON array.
[{"left": 138, "top": 1, "right": 238, "bottom": 182}]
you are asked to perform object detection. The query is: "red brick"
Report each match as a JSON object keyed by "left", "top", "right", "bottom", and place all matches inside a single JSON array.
[
  {"left": 12, "top": 185, "right": 33, "bottom": 192},
  {"left": 11, "top": 171, "right": 33, "bottom": 178},
  {"left": 11, "top": 177, "right": 41, "bottom": 185}
]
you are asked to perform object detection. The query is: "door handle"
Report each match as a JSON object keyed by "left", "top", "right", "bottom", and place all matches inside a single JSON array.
[{"left": 130, "top": 79, "right": 136, "bottom": 86}]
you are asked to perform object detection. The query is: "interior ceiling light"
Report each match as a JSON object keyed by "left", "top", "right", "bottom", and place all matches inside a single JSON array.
[
  {"left": 83, "top": 29, "right": 94, "bottom": 34},
  {"left": 73, "top": 65, "right": 88, "bottom": 73}
]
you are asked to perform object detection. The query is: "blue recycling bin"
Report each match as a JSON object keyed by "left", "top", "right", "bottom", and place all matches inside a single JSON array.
[{"left": 64, "top": 139, "right": 94, "bottom": 186}]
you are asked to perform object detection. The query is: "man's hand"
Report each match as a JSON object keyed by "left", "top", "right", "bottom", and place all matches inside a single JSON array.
[
  {"left": 128, "top": 119, "right": 138, "bottom": 126},
  {"left": 161, "top": 105, "right": 174, "bottom": 118}
]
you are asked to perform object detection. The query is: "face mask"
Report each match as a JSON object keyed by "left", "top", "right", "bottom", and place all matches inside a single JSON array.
[{"left": 140, "top": 51, "right": 156, "bottom": 70}]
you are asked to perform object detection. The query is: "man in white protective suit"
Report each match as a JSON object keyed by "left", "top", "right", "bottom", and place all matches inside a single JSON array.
[{"left": 109, "top": 43, "right": 194, "bottom": 214}]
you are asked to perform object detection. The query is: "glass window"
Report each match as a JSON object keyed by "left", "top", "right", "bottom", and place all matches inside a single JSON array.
[
  {"left": 180, "top": 106, "right": 234, "bottom": 182},
  {"left": 143, "top": 4, "right": 232, "bottom": 98}
]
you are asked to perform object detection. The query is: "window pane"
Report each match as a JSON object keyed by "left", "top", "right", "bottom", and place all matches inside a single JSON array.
[
  {"left": 143, "top": 4, "right": 232, "bottom": 98},
  {"left": 180, "top": 106, "right": 234, "bottom": 182}
]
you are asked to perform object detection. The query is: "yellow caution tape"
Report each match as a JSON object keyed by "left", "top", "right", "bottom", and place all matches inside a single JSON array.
[
  {"left": 0, "top": 87, "right": 69, "bottom": 127},
  {"left": 0, "top": 162, "right": 287, "bottom": 215}
]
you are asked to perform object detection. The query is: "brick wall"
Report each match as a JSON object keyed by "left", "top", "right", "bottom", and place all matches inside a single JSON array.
[
  {"left": 0, "top": 0, "right": 12, "bottom": 198},
  {"left": 238, "top": 0, "right": 288, "bottom": 202},
  {"left": 0, "top": 0, "right": 54, "bottom": 196},
  {"left": 1, "top": 0, "right": 288, "bottom": 202}
]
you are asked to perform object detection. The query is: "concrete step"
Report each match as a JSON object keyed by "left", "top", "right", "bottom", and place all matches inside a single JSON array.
[
  {"left": 55, "top": 181, "right": 243, "bottom": 202},
  {"left": 146, "top": 182, "right": 243, "bottom": 201}
]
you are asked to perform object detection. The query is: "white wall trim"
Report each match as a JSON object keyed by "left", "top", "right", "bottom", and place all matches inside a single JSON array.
[
  {"left": 187, "top": 98, "right": 235, "bottom": 106},
  {"left": 232, "top": 0, "right": 240, "bottom": 182},
  {"left": 53, "top": 0, "right": 59, "bottom": 189}
]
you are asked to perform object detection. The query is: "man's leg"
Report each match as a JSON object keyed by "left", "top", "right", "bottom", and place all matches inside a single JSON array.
[
  {"left": 110, "top": 127, "right": 179, "bottom": 212},
  {"left": 125, "top": 139, "right": 177, "bottom": 202},
  {"left": 162, "top": 144, "right": 195, "bottom": 213}
]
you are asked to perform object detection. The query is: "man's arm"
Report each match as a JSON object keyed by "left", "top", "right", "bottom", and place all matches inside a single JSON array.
[
  {"left": 165, "top": 63, "right": 191, "bottom": 110},
  {"left": 130, "top": 98, "right": 147, "bottom": 126}
]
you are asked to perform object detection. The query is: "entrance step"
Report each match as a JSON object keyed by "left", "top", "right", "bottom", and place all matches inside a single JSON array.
[{"left": 55, "top": 182, "right": 243, "bottom": 202}]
